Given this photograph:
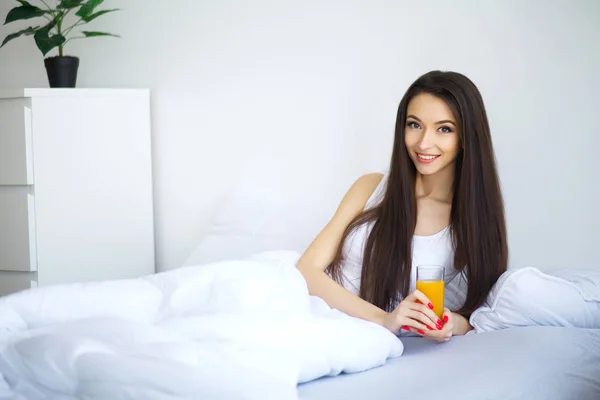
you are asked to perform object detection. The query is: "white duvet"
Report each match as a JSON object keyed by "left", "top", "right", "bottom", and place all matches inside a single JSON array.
[
  {"left": 2, "top": 250, "right": 599, "bottom": 400},
  {"left": 0, "top": 252, "right": 403, "bottom": 400}
]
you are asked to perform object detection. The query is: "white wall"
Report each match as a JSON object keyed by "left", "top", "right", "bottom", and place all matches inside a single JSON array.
[{"left": 1, "top": 0, "right": 599, "bottom": 272}]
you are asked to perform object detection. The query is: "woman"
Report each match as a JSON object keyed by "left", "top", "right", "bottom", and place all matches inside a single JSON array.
[{"left": 296, "top": 70, "right": 508, "bottom": 342}]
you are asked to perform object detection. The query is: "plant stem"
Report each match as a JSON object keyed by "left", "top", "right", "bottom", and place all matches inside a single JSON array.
[
  {"left": 39, "top": 0, "right": 59, "bottom": 18},
  {"left": 56, "top": 9, "right": 64, "bottom": 57},
  {"left": 63, "top": 36, "right": 86, "bottom": 46},
  {"left": 63, "top": 20, "right": 84, "bottom": 37},
  {"left": 39, "top": 0, "right": 52, "bottom": 10}
]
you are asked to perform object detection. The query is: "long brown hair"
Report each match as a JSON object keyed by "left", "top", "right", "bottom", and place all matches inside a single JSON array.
[{"left": 326, "top": 70, "right": 508, "bottom": 317}]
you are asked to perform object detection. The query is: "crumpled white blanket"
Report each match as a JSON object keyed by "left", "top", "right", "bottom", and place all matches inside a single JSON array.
[{"left": 0, "top": 252, "right": 403, "bottom": 400}]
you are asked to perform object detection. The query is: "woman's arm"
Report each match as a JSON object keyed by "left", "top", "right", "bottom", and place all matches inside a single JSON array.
[
  {"left": 296, "top": 173, "right": 388, "bottom": 325},
  {"left": 450, "top": 312, "right": 473, "bottom": 335},
  {"left": 297, "top": 173, "right": 442, "bottom": 335}
]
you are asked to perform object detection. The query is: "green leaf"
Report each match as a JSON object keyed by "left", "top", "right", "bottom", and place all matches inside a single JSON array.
[
  {"left": 58, "top": 0, "right": 85, "bottom": 9},
  {"left": 1, "top": 25, "right": 39, "bottom": 48},
  {"left": 82, "top": 31, "right": 120, "bottom": 38},
  {"left": 5, "top": 5, "right": 49, "bottom": 24},
  {"left": 34, "top": 21, "right": 65, "bottom": 56},
  {"left": 81, "top": 8, "right": 119, "bottom": 23},
  {"left": 75, "top": 0, "right": 104, "bottom": 18}
]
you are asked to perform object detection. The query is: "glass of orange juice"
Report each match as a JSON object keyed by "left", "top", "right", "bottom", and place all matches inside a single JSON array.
[{"left": 416, "top": 265, "right": 445, "bottom": 319}]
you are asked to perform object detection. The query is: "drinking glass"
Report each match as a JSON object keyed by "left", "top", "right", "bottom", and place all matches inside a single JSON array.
[{"left": 416, "top": 265, "right": 445, "bottom": 319}]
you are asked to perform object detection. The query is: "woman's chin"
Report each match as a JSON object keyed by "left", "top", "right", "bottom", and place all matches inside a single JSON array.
[
  {"left": 414, "top": 164, "right": 441, "bottom": 176},
  {"left": 412, "top": 159, "right": 454, "bottom": 176}
]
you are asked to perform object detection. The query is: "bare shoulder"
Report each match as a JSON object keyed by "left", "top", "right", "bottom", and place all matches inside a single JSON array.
[
  {"left": 334, "top": 172, "right": 384, "bottom": 219},
  {"left": 296, "top": 172, "right": 384, "bottom": 273},
  {"left": 356, "top": 172, "right": 384, "bottom": 187},
  {"left": 351, "top": 172, "right": 384, "bottom": 198}
]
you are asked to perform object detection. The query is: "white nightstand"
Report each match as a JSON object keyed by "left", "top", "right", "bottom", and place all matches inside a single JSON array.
[{"left": 0, "top": 89, "right": 156, "bottom": 295}]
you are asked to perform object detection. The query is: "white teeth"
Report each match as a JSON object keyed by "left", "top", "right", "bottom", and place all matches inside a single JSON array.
[{"left": 417, "top": 154, "right": 439, "bottom": 160}]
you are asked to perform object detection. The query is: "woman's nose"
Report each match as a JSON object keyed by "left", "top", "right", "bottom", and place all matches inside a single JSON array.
[{"left": 417, "top": 129, "right": 435, "bottom": 150}]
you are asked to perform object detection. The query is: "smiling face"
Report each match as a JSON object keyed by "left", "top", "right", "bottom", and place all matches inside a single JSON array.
[{"left": 404, "top": 93, "right": 461, "bottom": 176}]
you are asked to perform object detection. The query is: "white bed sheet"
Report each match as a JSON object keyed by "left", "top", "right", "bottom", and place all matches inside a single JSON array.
[{"left": 298, "top": 326, "right": 600, "bottom": 400}]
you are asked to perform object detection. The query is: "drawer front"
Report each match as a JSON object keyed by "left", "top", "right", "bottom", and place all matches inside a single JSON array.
[
  {"left": 0, "top": 99, "right": 34, "bottom": 185},
  {"left": 0, "top": 270, "right": 37, "bottom": 296},
  {"left": 0, "top": 187, "right": 37, "bottom": 272}
]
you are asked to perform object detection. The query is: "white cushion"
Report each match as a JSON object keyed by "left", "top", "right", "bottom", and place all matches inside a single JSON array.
[
  {"left": 470, "top": 267, "right": 600, "bottom": 332},
  {"left": 183, "top": 173, "right": 333, "bottom": 266},
  {"left": 245, "top": 250, "right": 302, "bottom": 268}
]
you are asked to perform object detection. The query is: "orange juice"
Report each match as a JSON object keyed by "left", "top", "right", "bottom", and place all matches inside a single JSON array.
[{"left": 416, "top": 280, "right": 444, "bottom": 319}]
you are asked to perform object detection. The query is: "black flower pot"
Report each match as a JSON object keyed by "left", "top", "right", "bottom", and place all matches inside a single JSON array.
[{"left": 44, "top": 56, "right": 80, "bottom": 88}]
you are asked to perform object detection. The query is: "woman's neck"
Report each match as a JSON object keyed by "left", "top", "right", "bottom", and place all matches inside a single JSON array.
[{"left": 415, "top": 164, "right": 455, "bottom": 203}]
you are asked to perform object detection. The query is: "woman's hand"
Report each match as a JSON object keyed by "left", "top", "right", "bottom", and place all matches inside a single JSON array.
[
  {"left": 407, "top": 309, "right": 473, "bottom": 342},
  {"left": 381, "top": 291, "right": 474, "bottom": 341},
  {"left": 382, "top": 290, "right": 444, "bottom": 334},
  {"left": 420, "top": 308, "right": 453, "bottom": 342}
]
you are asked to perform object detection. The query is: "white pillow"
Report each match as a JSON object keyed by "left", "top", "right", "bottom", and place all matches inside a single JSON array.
[
  {"left": 470, "top": 267, "right": 600, "bottom": 332},
  {"left": 183, "top": 174, "right": 333, "bottom": 266},
  {"left": 245, "top": 250, "right": 302, "bottom": 269}
]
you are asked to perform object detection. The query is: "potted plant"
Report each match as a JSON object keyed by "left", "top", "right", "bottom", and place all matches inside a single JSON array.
[{"left": 1, "top": 0, "right": 120, "bottom": 88}]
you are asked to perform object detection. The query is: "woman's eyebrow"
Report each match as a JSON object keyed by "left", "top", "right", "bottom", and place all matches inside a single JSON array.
[
  {"left": 407, "top": 115, "right": 456, "bottom": 126},
  {"left": 436, "top": 119, "right": 456, "bottom": 126}
]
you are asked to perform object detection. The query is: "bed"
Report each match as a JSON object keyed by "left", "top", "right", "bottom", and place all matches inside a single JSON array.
[
  {"left": 298, "top": 326, "right": 600, "bottom": 400},
  {"left": 183, "top": 183, "right": 600, "bottom": 400},
  {"left": 0, "top": 252, "right": 599, "bottom": 400},
  {"left": 1, "top": 181, "right": 599, "bottom": 399}
]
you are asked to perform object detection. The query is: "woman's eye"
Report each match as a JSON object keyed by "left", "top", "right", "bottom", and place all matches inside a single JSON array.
[
  {"left": 438, "top": 126, "right": 453, "bottom": 133},
  {"left": 407, "top": 121, "right": 420, "bottom": 129}
]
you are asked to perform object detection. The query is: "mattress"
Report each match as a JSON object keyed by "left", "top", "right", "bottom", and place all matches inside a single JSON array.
[{"left": 297, "top": 326, "right": 600, "bottom": 400}]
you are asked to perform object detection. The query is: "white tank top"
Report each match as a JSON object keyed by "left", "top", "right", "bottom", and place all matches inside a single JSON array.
[{"left": 338, "top": 172, "right": 459, "bottom": 307}]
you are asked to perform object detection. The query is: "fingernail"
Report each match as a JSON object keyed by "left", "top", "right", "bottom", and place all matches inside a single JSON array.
[
  {"left": 438, "top": 319, "right": 443, "bottom": 325},
  {"left": 402, "top": 326, "right": 410, "bottom": 331},
  {"left": 426, "top": 326, "right": 433, "bottom": 331},
  {"left": 428, "top": 303, "right": 434, "bottom": 309},
  {"left": 444, "top": 316, "right": 449, "bottom": 323},
  {"left": 417, "top": 329, "right": 425, "bottom": 334}
]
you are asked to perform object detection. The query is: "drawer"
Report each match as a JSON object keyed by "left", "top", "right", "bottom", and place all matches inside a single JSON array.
[
  {"left": 0, "top": 270, "right": 37, "bottom": 296},
  {"left": 0, "top": 98, "right": 34, "bottom": 185},
  {"left": 0, "top": 187, "right": 38, "bottom": 272}
]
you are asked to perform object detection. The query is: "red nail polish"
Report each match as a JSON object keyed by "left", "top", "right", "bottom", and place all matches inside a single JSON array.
[
  {"left": 402, "top": 326, "right": 410, "bottom": 331},
  {"left": 427, "top": 326, "right": 433, "bottom": 330},
  {"left": 444, "top": 316, "right": 449, "bottom": 323},
  {"left": 417, "top": 329, "right": 425, "bottom": 334},
  {"left": 428, "top": 303, "right": 434, "bottom": 309}
]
